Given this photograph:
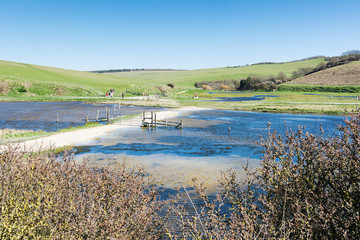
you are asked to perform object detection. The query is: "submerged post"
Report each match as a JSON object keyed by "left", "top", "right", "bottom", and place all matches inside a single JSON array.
[
  {"left": 181, "top": 120, "right": 183, "bottom": 130},
  {"left": 56, "top": 113, "right": 59, "bottom": 123},
  {"left": 151, "top": 112, "right": 154, "bottom": 128},
  {"left": 107, "top": 110, "right": 110, "bottom": 125},
  {"left": 154, "top": 113, "right": 157, "bottom": 128}
]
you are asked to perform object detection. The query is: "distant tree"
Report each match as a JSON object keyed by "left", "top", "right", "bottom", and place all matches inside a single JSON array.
[
  {"left": 342, "top": 50, "right": 360, "bottom": 56},
  {"left": 167, "top": 83, "right": 175, "bottom": 88}
]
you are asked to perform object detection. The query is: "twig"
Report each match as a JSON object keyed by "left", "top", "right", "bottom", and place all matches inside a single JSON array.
[{"left": 183, "top": 186, "right": 208, "bottom": 236}]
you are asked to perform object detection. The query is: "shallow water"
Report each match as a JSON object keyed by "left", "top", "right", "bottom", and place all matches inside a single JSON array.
[
  {"left": 74, "top": 110, "right": 344, "bottom": 193},
  {"left": 216, "top": 95, "right": 279, "bottom": 102},
  {"left": 0, "top": 102, "right": 162, "bottom": 132}
]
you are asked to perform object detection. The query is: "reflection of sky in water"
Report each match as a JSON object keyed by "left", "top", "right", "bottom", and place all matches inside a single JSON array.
[
  {"left": 75, "top": 110, "right": 344, "bottom": 193},
  {"left": 0, "top": 102, "right": 163, "bottom": 132}
]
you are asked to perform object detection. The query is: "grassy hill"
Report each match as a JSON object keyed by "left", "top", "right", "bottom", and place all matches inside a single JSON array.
[
  {"left": 106, "top": 58, "right": 325, "bottom": 89},
  {"left": 0, "top": 58, "right": 325, "bottom": 98},
  {"left": 0, "top": 60, "right": 135, "bottom": 97}
]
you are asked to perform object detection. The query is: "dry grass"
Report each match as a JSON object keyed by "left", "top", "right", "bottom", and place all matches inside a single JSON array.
[{"left": 290, "top": 61, "right": 360, "bottom": 85}]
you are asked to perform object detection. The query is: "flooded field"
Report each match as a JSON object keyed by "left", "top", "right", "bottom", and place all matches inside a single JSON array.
[
  {"left": 0, "top": 102, "right": 162, "bottom": 132},
  {"left": 0, "top": 102, "right": 345, "bottom": 195},
  {"left": 74, "top": 110, "right": 344, "bottom": 194}
]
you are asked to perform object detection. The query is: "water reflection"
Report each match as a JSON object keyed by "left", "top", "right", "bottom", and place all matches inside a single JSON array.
[
  {"left": 0, "top": 102, "right": 163, "bottom": 132},
  {"left": 74, "top": 110, "right": 344, "bottom": 193}
]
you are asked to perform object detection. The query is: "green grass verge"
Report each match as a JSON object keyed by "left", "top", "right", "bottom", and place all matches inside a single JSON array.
[{"left": 278, "top": 84, "right": 360, "bottom": 93}]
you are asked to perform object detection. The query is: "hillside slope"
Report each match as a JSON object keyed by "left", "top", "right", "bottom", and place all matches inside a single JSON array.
[
  {"left": 0, "top": 58, "right": 325, "bottom": 97},
  {"left": 287, "top": 61, "right": 360, "bottom": 85},
  {"left": 106, "top": 59, "right": 325, "bottom": 88},
  {"left": 0, "top": 60, "right": 135, "bottom": 95}
]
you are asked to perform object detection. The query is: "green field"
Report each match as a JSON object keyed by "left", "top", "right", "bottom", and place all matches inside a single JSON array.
[
  {"left": 0, "top": 59, "right": 325, "bottom": 98},
  {"left": 107, "top": 59, "right": 325, "bottom": 88},
  {"left": 0, "top": 60, "right": 135, "bottom": 96}
]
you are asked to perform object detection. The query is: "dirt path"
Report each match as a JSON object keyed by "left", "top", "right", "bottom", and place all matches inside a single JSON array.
[{"left": 2, "top": 106, "right": 207, "bottom": 152}]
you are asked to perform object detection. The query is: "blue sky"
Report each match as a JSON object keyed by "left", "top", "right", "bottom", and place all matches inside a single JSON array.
[{"left": 1, "top": 0, "right": 359, "bottom": 70}]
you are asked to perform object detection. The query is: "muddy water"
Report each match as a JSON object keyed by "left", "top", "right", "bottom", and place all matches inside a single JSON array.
[
  {"left": 0, "top": 102, "right": 162, "bottom": 132},
  {"left": 74, "top": 110, "right": 344, "bottom": 195}
]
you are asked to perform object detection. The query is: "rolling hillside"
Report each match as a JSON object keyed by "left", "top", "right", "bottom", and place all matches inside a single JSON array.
[
  {"left": 287, "top": 60, "right": 360, "bottom": 85},
  {"left": 0, "top": 60, "right": 135, "bottom": 96},
  {"left": 106, "top": 59, "right": 325, "bottom": 88},
  {"left": 0, "top": 58, "right": 325, "bottom": 97}
]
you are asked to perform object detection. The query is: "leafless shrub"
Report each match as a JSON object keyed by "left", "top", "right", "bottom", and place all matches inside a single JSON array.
[
  {"left": 157, "top": 86, "right": 169, "bottom": 94},
  {"left": 220, "top": 84, "right": 232, "bottom": 91},
  {"left": 202, "top": 84, "right": 212, "bottom": 90},
  {"left": 170, "top": 111, "right": 360, "bottom": 239},
  {"left": 0, "top": 146, "right": 168, "bottom": 239},
  {"left": 0, "top": 81, "right": 10, "bottom": 94},
  {"left": 23, "top": 81, "right": 32, "bottom": 91}
]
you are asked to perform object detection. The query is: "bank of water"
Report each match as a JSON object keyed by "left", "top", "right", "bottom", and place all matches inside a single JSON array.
[{"left": 73, "top": 110, "right": 344, "bottom": 196}]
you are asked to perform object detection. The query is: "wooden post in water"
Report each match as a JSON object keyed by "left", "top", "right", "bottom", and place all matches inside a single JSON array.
[
  {"left": 154, "top": 113, "right": 157, "bottom": 128},
  {"left": 165, "top": 118, "right": 167, "bottom": 129},
  {"left": 151, "top": 112, "right": 154, "bottom": 128},
  {"left": 142, "top": 111, "right": 145, "bottom": 122},
  {"left": 96, "top": 109, "right": 99, "bottom": 122},
  {"left": 56, "top": 113, "right": 59, "bottom": 123},
  {"left": 107, "top": 110, "right": 110, "bottom": 125},
  {"left": 85, "top": 116, "right": 88, "bottom": 124},
  {"left": 181, "top": 120, "right": 183, "bottom": 130}
]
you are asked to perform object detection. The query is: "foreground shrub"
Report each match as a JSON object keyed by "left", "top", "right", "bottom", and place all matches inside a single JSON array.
[
  {"left": 0, "top": 147, "right": 167, "bottom": 239},
  {"left": 172, "top": 111, "right": 360, "bottom": 239}
]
